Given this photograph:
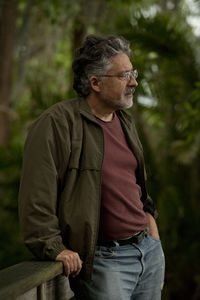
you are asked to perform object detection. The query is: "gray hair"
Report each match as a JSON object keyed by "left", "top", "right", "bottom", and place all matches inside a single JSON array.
[{"left": 72, "top": 35, "right": 132, "bottom": 97}]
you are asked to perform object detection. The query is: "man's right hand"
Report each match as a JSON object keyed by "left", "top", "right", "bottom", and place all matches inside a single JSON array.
[{"left": 56, "top": 249, "right": 83, "bottom": 277}]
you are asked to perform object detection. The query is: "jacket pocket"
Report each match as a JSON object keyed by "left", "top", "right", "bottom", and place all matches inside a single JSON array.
[{"left": 68, "top": 139, "right": 82, "bottom": 169}]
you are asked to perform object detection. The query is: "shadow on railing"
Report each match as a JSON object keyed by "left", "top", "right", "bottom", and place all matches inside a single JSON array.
[{"left": 0, "top": 261, "right": 75, "bottom": 300}]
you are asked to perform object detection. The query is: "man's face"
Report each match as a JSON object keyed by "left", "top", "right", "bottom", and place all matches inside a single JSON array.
[{"left": 98, "top": 53, "right": 138, "bottom": 110}]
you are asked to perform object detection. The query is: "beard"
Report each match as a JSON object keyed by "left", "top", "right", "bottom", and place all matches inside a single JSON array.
[{"left": 101, "top": 87, "right": 134, "bottom": 110}]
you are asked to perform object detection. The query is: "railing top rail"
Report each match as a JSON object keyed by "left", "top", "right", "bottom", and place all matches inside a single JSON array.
[{"left": 0, "top": 260, "right": 63, "bottom": 300}]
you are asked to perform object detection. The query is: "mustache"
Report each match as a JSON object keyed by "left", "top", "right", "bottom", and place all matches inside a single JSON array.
[{"left": 125, "top": 87, "right": 135, "bottom": 95}]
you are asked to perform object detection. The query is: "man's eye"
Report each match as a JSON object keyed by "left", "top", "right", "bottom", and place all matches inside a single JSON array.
[{"left": 124, "top": 72, "right": 130, "bottom": 79}]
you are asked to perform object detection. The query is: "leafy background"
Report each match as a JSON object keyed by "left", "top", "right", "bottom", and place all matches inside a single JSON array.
[{"left": 1, "top": 0, "right": 200, "bottom": 299}]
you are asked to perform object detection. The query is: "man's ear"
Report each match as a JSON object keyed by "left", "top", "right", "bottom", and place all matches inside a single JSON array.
[{"left": 89, "top": 76, "right": 101, "bottom": 93}]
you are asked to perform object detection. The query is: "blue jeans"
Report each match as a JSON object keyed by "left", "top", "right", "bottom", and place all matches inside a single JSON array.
[{"left": 74, "top": 233, "right": 165, "bottom": 300}]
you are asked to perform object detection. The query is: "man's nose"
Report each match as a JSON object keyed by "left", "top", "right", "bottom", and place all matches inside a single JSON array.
[{"left": 128, "top": 75, "right": 138, "bottom": 87}]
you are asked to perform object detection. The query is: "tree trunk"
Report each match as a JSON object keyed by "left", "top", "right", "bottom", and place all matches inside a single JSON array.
[
  {"left": 11, "top": 0, "right": 34, "bottom": 103},
  {"left": 0, "top": 0, "right": 18, "bottom": 146}
]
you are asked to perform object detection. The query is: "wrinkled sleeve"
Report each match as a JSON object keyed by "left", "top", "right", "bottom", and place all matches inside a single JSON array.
[{"left": 18, "top": 113, "right": 70, "bottom": 260}]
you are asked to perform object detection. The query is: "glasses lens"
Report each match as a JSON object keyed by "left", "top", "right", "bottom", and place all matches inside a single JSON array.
[
  {"left": 124, "top": 70, "right": 138, "bottom": 81},
  {"left": 133, "top": 69, "right": 138, "bottom": 79},
  {"left": 124, "top": 72, "right": 130, "bottom": 80}
]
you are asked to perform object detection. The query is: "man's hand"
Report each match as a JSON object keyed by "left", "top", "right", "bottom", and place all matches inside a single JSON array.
[
  {"left": 56, "top": 249, "right": 83, "bottom": 278},
  {"left": 145, "top": 212, "right": 160, "bottom": 240}
]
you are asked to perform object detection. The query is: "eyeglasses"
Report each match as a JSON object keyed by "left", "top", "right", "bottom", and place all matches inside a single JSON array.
[{"left": 98, "top": 69, "right": 138, "bottom": 81}]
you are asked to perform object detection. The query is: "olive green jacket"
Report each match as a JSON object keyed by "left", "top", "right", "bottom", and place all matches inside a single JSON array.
[{"left": 18, "top": 97, "right": 155, "bottom": 280}]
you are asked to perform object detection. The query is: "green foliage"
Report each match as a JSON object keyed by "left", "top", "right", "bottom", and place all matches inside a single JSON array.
[{"left": 0, "top": 142, "right": 33, "bottom": 269}]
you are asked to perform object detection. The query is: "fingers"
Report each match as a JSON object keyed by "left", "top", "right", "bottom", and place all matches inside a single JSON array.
[
  {"left": 64, "top": 260, "right": 70, "bottom": 277},
  {"left": 56, "top": 249, "right": 83, "bottom": 278},
  {"left": 71, "top": 269, "right": 81, "bottom": 278}
]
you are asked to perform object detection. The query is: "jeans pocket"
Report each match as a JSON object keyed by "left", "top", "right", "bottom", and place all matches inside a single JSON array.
[{"left": 148, "top": 234, "right": 161, "bottom": 242}]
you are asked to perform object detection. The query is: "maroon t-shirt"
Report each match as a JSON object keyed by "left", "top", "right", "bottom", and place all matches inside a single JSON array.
[{"left": 96, "top": 113, "right": 148, "bottom": 242}]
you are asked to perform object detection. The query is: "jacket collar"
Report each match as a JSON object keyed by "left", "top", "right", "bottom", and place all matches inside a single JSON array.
[
  {"left": 79, "top": 97, "right": 98, "bottom": 123},
  {"left": 78, "top": 97, "right": 133, "bottom": 128},
  {"left": 116, "top": 110, "right": 132, "bottom": 129}
]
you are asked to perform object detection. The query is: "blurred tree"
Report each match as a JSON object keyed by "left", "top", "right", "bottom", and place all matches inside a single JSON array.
[{"left": 0, "top": 0, "right": 18, "bottom": 146}]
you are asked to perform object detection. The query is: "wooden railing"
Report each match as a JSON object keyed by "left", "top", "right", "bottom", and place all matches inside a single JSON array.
[{"left": 0, "top": 261, "right": 75, "bottom": 300}]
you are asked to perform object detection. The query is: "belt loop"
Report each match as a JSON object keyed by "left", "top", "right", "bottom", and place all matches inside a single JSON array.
[{"left": 113, "top": 240, "right": 119, "bottom": 247}]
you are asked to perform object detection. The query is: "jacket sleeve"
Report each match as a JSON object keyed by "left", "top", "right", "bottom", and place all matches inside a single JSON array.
[
  {"left": 142, "top": 167, "right": 157, "bottom": 218},
  {"left": 143, "top": 197, "right": 157, "bottom": 218},
  {"left": 18, "top": 113, "right": 70, "bottom": 260},
  {"left": 131, "top": 120, "right": 157, "bottom": 218}
]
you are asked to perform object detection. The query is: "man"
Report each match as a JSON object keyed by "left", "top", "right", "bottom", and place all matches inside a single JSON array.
[{"left": 19, "top": 35, "right": 165, "bottom": 300}]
